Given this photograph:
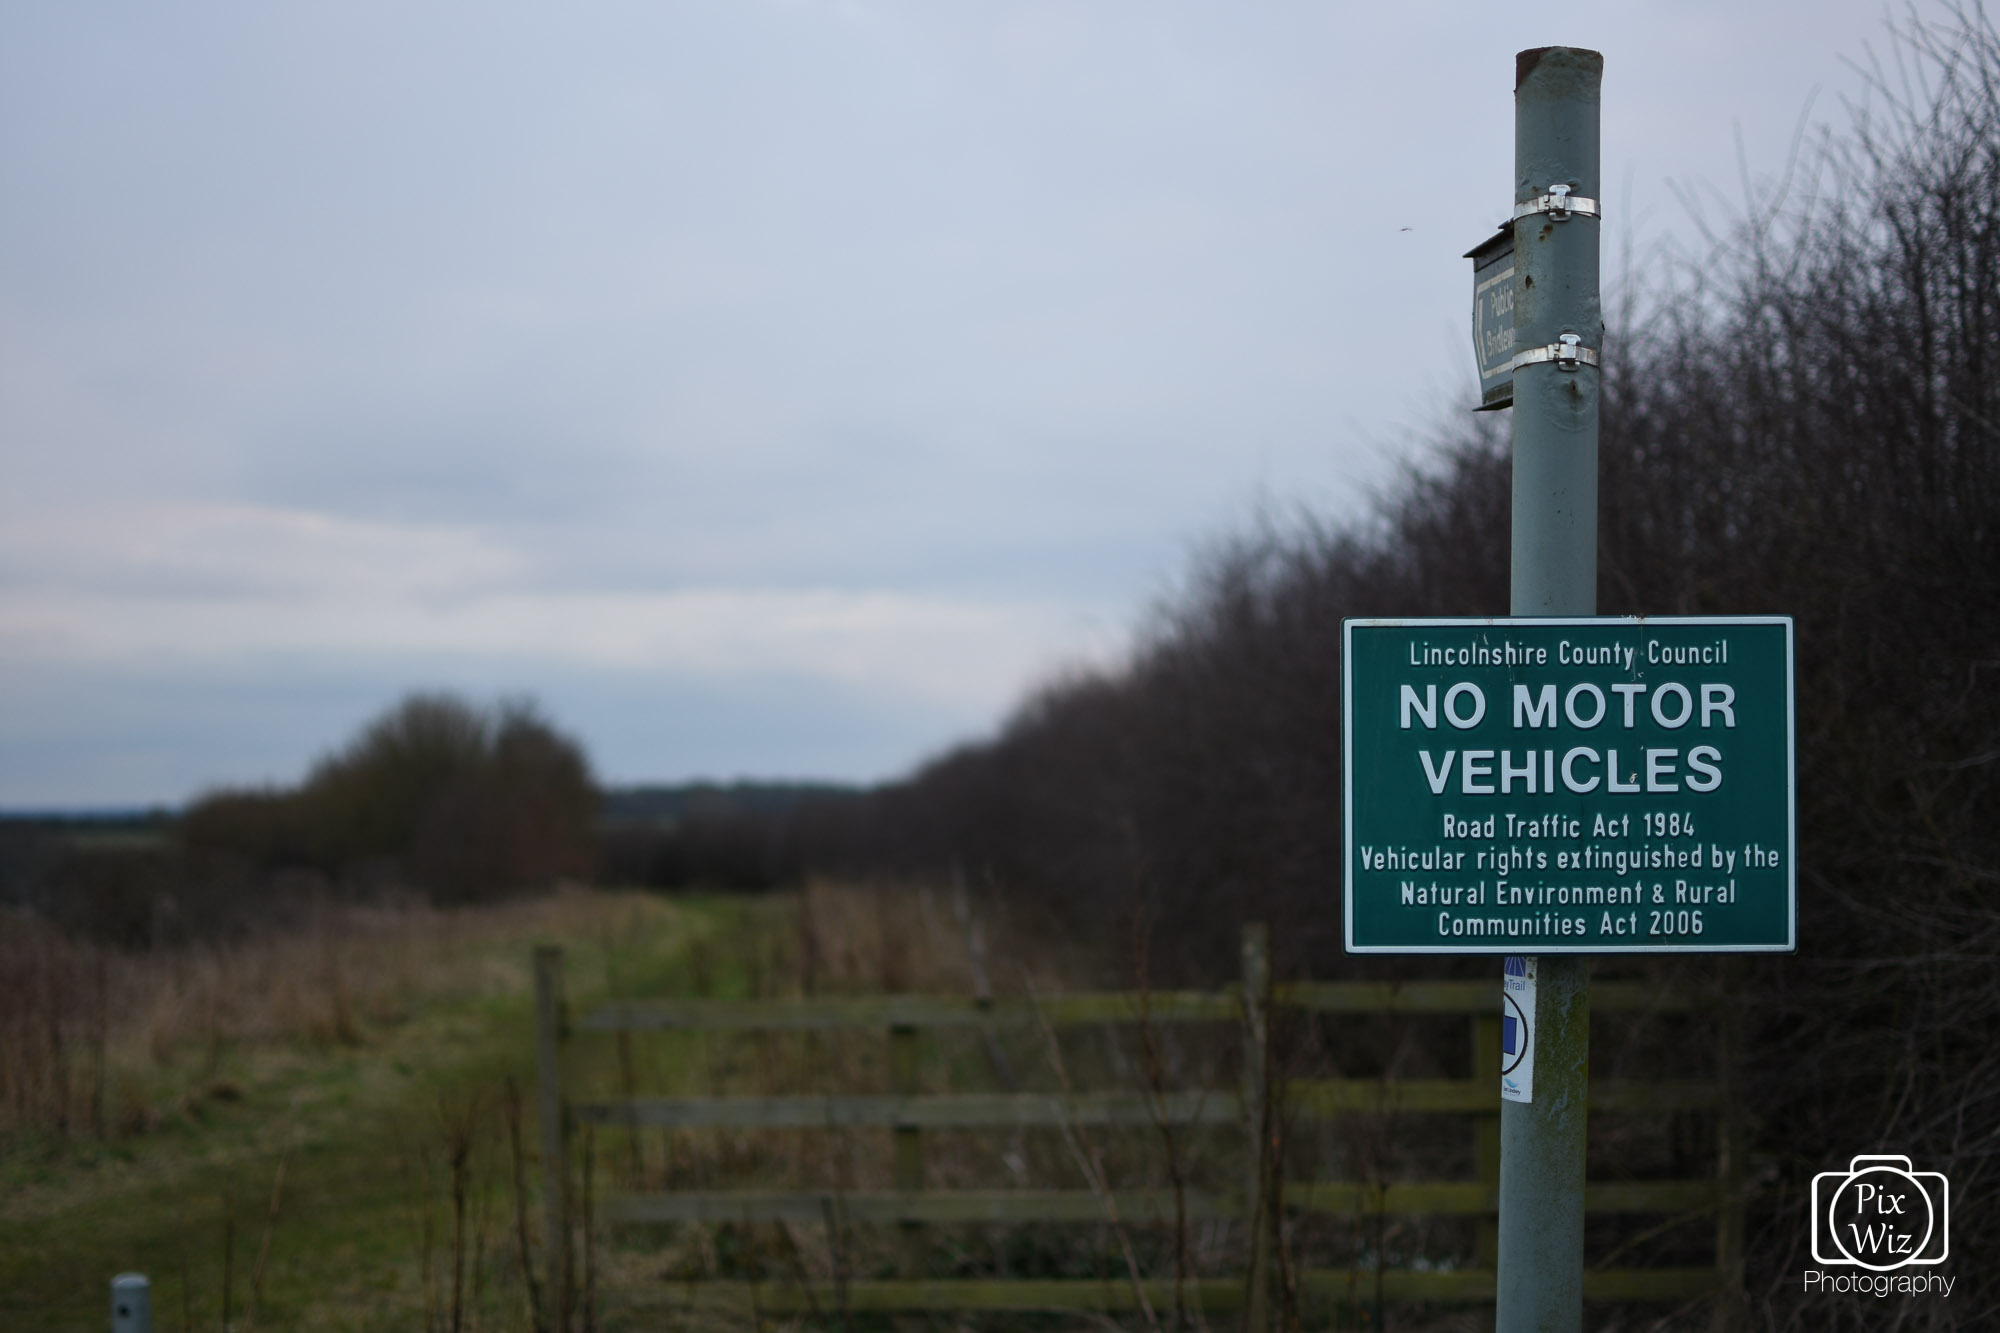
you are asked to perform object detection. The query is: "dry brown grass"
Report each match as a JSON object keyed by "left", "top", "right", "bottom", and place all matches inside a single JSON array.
[
  {"left": 1, "top": 883, "right": 695, "bottom": 1333},
  {"left": 0, "top": 884, "right": 640, "bottom": 1151}
]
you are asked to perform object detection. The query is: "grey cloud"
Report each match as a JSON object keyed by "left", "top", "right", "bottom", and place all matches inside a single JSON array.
[{"left": 0, "top": 0, "right": 1916, "bottom": 801}]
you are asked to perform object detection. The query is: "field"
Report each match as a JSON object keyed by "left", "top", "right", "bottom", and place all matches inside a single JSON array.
[{"left": 0, "top": 886, "right": 726, "bottom": 1331}]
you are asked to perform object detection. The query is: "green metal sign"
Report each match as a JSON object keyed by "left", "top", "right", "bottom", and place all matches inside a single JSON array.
[
  {"left": 1343, "top": 616, "right": 1795, "bottom": 953},
  {"left": 1465, "top": 225, "right": 1515, "bottom": 410}
]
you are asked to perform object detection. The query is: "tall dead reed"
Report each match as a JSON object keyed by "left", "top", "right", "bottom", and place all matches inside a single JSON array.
[{"left": 0, "top": 913, "right": 112, "bottom": 1143}]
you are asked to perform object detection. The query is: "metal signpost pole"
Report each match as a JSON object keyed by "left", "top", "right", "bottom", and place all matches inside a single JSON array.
[{"left": 1498, "top": 46, "right": 1602, "bottom": 1333}]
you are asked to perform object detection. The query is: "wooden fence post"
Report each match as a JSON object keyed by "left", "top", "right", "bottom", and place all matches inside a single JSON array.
[
  {"left": 891, "top": 1022, "right": 923, "bottom": 1274},
  {"left": 535, "top": 945, "right": 571, "bottom": 1332},
  {"left": 1473, "top": 1010, "right": 1502, "bottom": 1331},
  {"left": 1241, "top": 922, "right": 1271, "bottom": 1333}
]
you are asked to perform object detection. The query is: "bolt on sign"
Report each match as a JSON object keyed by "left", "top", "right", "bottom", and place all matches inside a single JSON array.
[{"left": 1342, "top": 617, "right": 1796, "bottom": 953}]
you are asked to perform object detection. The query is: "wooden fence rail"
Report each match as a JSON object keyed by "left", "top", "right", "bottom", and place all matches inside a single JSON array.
[{"left": 534, "top": 927, "right": 1742, "bottom": 1327}]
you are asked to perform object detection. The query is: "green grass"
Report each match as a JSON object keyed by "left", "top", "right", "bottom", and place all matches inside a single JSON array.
[{"left": 0, "top": 889, "right": 761, "bottom": 1333}]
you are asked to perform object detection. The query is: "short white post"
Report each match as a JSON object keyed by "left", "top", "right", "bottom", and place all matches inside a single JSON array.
[{"left": 111, "top": 1273, "right": 152, "bottom": 1333}]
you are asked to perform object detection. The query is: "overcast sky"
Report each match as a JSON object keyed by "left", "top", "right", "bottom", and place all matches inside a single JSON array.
[{"left": 1, "top": 1, "right": 1922, "bottom": 806}]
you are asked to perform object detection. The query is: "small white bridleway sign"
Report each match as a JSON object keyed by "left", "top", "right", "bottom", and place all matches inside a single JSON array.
[{"left": 1501, "top": 956, "right": 1535, "bottom": 1103}]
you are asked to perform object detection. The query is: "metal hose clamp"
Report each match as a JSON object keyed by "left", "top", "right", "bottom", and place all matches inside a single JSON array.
[
  {"left": 1513, "top": 183, "right": 1602, "bottom": 222},
  {"left": 1511, "top": 333, "right": 1600, "bottom": 372}
]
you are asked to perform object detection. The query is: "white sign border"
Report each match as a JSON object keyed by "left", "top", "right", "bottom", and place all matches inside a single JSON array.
[{"left": 1340, "top": 615, "right": 1797, "bottom": 955}]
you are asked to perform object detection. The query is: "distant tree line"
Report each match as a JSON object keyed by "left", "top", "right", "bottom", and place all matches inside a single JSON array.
[{"left": 597, "top": 781, "right": 853, "bottom": 891}]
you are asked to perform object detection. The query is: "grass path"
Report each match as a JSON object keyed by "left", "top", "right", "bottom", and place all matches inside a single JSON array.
[{"left": 0, "top": 890, "right": 747, "bottom": 1332}]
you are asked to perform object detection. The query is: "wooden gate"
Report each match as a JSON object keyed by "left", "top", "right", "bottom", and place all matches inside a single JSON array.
[{"left": 533, "top": 925, "right": 1742, "bottom": 1327}]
